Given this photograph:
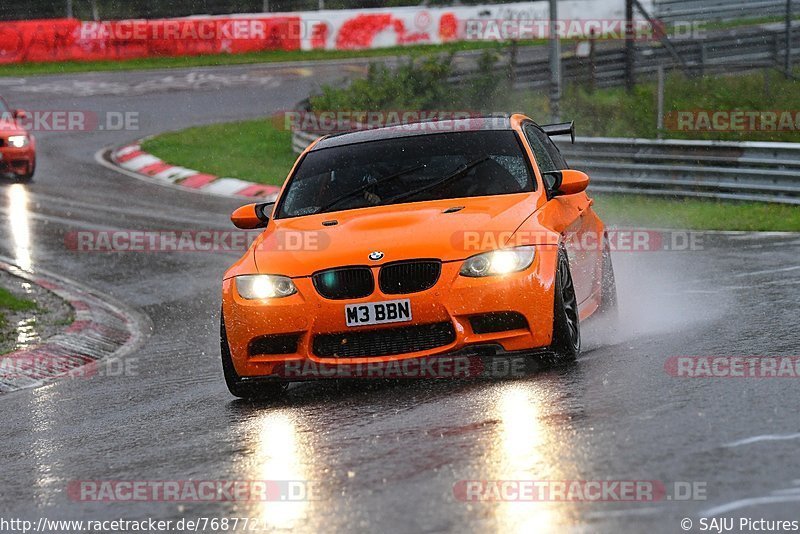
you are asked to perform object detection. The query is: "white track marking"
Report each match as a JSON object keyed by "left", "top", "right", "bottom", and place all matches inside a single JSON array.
[
  {"left": 583, "top": 507, "right": 662, "bottom": 519},
  {"left": 724, "top": 433, "right": 800, "bottom": 448},
  {"left": 152, "top": 167, "right": 198, "bottom": 182},
  {"left": 114, "top": 145, "right": 141, "bottom": 157},
  {"left": 701, "top": 494, "right": 800, "bottom": 517},
  {"left": 201, "top": 177, "right": 254, "bottom": 195},
  {"left": 118, "top": 154, "right": 161, "bottom": 171},
  {"left": 728, "top": 265, "right": 800, "bottom": 278}
]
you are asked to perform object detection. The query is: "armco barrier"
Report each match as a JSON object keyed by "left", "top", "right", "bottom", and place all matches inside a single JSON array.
[
  {"left": 291, "top": 129, "right": 800, "bottom": 204},
  {"left": 557, "top": 137, "right": 800, "bottom": 204},
  {"left": 654, "top": 0, "right": 800, "bottom": 23}
]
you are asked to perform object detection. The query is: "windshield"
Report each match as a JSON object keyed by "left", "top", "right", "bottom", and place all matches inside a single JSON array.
[
  {"left": 276, "top": 130, "right": 534, "bottom": 219},
  {"left": 0, "top": 98, "right": 8, "bottom": 115}
]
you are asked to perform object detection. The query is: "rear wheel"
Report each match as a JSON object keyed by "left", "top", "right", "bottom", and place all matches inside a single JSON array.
[
  {"left": 220, "top": 313, "right": 287, "bottom": 400},
  {"left": 549, "top": 249, "right": 581, "bottom": 360}
]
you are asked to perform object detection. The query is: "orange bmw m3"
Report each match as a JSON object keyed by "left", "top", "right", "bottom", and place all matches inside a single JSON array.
[{"left": 220, "top": 114, "right": 617, "bottom": 399}]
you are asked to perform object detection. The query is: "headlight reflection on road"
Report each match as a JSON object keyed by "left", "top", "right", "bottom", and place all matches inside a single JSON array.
[
  {"left": 250, "top": 410, "right": 313, "bottom": 530},
  {"left": 30, "top": 387, "right": 59, "bottom": 505},
  {"left": 7, "top": 184, "right": 33, "bottom": 272},
  {"left": 490, "top": 384, "right": 567, "bottom": 534}
]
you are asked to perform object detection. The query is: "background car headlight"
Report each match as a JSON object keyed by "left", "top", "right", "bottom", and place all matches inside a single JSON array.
[
  {"left": 459, "top": 246, "right": 536, "bottom": 277},
  {"left": 235, "top": 275, "right": 297, "bottom": 299},
  {"left": 7, "top": 135, "right": 29, "bottom": 148}
]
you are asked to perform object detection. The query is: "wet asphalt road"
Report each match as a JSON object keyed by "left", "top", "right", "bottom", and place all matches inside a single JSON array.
[{"left": 1, "top": 60, "right": 800, "bottom": 533}]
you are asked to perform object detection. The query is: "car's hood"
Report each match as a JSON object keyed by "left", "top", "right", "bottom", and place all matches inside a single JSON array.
[{"left": 253, "top": 194, "right": 541, "bottom": 277}]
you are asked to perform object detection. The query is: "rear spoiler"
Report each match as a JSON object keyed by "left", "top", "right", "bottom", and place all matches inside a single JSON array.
[{"left": 541, "top": 121, "right": 575, "bottom": 144}]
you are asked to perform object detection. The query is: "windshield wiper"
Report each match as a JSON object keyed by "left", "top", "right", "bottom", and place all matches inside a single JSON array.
[
  {"left": 379, "top": 155, "right": 491, "bottom": 206},
  {"left": 316, "top": 163, "right": 427, "bottom": 214}
]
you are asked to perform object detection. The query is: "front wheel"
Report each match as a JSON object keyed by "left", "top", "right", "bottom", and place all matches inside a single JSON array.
[
  {"left": 220, "top": 313, "right": 287, "bottom": 400},
  {"left": 18, "top": 159, "right": 35, "bottom": 182},
  {"left": 549, "top": 249, "right": 581, "bottom": 360}
]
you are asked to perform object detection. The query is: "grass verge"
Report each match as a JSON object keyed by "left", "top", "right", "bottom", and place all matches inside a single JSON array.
[
  {"left": 141, "top": 119, "right": 296, "bottom": 186},
  {"left": 593, "top": 194, "right": 800, "bottom": 232},
  {"left": 0, "top": 287, "right": 36, "bottom": 327}
]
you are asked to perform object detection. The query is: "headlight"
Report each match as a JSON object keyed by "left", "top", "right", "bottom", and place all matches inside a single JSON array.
[
  {"left": 7, "top": 135, "right": 29, "bottom": 148},
  {"left": 459, "top": 246, "right": 536, "bottom": 277},
  {"left": 235, "top": 275, "right": 297, "bottom": 299}
]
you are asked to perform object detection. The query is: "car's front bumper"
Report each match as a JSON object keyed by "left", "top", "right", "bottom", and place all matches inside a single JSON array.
[
  {"left": 0, "top": 144, "right": 35, "bottom": 175},
  {"left": 222, "top": 246, "right": 559, "bottom": 379}
]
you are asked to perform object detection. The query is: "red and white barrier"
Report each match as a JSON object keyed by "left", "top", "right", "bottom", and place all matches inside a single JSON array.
[
  {"left": 112, "top": 143, "right": 281, "bottom": 200},
  {"left": 0, "top": 1, "right": 649, "bottom": 64}
]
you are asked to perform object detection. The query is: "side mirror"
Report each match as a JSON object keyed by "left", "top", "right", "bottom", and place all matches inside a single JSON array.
[
  {"left": 13, "top": 109, "right": 28, "bottom": 120},
  {"left": 231, "top": 202, "right": 273, "bottom": 229},
  {"left": 542, "top": 169, "right": 589, "bottom": 198}
]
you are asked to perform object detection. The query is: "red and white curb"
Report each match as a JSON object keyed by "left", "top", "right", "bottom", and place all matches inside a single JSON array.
[
  {"left": 0, "top": 259, "right": 150, "bottom": 395},
  {"left": 110, "top": 143, "right": 281, "bottom": 200}
]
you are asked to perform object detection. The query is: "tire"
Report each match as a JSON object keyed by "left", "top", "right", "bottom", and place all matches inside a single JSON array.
[
  {"left": 549, "top": 249, "right": 581, "bottom": 360},
  {"left": 220, "top": 313, "right": 287, "bottom": 400},
  {"left": 18, "top": 160, "right": 35, "bottom": 182},
  {"left": 596, "top": 238, "right": 619, "bottom": 321}
]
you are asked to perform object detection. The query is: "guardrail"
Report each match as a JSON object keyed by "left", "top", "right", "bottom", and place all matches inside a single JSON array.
[
  {"left": 291, "top": 129, "right": 800, "bottom": 204},
  {"left": 557, "top": 137, "right": 800, "bottom": 204},
  {"left": 654, "top": 0, "right": 800, "bottom": 23}
]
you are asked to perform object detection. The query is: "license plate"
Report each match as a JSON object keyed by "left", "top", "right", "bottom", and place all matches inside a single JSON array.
[{"left": 345, "top": 299, "right": 412, "bottom": 327}]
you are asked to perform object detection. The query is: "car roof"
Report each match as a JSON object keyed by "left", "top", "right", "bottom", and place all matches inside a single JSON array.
[{"left": 311, "top": 116, "right": 514, "bottom": 151}]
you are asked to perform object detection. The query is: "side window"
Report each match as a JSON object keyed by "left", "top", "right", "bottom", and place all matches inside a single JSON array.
[
  {"left": 524, "top": 124, "right": 568, "bottom": 171},
  {"left": 523, "top": 124, "right": 556, "bottom": 173}
]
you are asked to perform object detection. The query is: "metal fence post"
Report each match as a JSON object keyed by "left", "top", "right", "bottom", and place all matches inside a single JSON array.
[
  {"left": 589, "top": 29, "right": 597, "bottom": 92},
  {"left": 549, "top": 0, "right": 562, "bottom": 122},
  {"left": 66, "top": 0, "right": 73, "bottom": 18},
  {"left": 656, "top": 66, "right": 665, "bottom": 138},
  {"left": 764, "top": 68, "right": 772, "bottom": 100},
  {"left": 508, "top": 40, "right": 518, "bottom": 88},
  {"left": 625, "top": 0, "right": 635, "bottom": 92},
  {"left": 699, "top": 42, "right": 706, "bottom": 77},
  {"left": 786, "top": 0, "right": 793, "bottom": 78}
]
